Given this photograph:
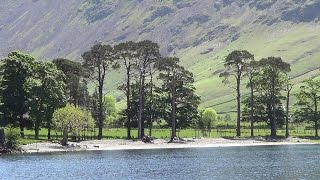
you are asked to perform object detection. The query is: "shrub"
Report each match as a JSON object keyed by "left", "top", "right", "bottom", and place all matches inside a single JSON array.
[{"left": 4, "top": 127, "right": 20, "bottom": 149}]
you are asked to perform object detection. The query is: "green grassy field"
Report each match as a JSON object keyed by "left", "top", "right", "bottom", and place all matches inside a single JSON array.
[{"left": 16, "top": 124, "right": 319, "bottom": 144}]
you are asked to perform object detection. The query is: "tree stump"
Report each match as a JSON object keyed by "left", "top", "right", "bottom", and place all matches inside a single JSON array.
[{"left": 0, "top": 128, "right": 5, "bottom": 147}]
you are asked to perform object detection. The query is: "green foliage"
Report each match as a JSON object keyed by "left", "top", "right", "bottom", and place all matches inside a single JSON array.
[
  {"left": 52, "top": 58, "right": 87, "bottom": 107},
  {"left": 104, "top": 94, "right": 118, "bottom": 127},
  {"left": 4, "top": 126, "right": 20, "bottom": 149},
  {"left": 202, "top": 108, "right": 218, "bottom": 130},
  {"left": 52, "top": 104, "right": 95, "bottom": 144},
  {"left": 156, "top": 57, "right": 200, "bottom": 138},
  {"left": 28, "top": 61, "right": 67, "bottom": 139},
  {"left": 0, "top": 51, "right": 37, "bottom": 137},
  {"left": 295, "top": 78, "right": 320, "bottom": 137}
]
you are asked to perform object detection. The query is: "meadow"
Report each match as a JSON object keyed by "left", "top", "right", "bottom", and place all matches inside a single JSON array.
[{"left": 16, "top": 122, "right": 319, "bottom": 145}]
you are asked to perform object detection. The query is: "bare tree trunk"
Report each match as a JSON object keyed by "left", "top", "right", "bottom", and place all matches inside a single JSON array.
[
  {"left": 98, "top": 81, "right": 104, "bottom": 140},
  {"left": 271, "top": 94, "right": 277, "bottom": 138},
  {"left": 126, "top": 69, "right": 131, "bottom": 139},
  {"left": 285, "top": 89, "right": 290, "bottom": 138},
  {"left": 19, "top": 115, "right": 24, "bottom": 138},
  {"left": 236, "top": 77, "right": 241, "bottom": 137},
  {"left": 61, "top": 128, "right": 68, "bottom": 146},
  {"left": 47, "top": 126, "right": 51, "bottom": 140},
  {"left": 250, "top": 83, "right": 254, "bottom": 137},
  {"left": 315, "top": 100, "right": 318, "bottom": 137},
  {"left": 0, "top": 128, "right": 5, "bottom": 147},
  {"left": 138, "top": 73, "right": 144, "bottom": 139},
  {"left": 170, "top": 85, "right": 176, "bottom": 141},
  {"left": 35, "top": 121, "right": 40, "bottom": 140}
]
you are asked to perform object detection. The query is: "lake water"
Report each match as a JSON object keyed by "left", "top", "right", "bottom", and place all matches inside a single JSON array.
[{"left": 0, "top": 145, "right": 319, "bottom": 179}]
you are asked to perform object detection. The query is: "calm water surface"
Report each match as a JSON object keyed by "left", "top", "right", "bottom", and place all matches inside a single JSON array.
[{"left": 0, "top": 145, "right": 320, "bottom": 179}]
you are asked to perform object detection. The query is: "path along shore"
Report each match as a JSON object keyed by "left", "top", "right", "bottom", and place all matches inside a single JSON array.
[{"left": 21, "top": 137, "right": 318, "bottom": 153}]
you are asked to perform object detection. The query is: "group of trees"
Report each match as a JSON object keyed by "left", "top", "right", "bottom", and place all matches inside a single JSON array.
[
  {"left": 0, "top": 52, "right": 66, "bottom": 139},
  {"left": 0, "top": 45, "right": 318, "bottom": 142},
  {"left": 0, "top": 40, "right": 201, "bottom": 142},
  {"left": 105, "top": 41, "right": 200, "bottom": 141},
  {"left": 220, "top": 50, "right": 320, "bottom": 138}
]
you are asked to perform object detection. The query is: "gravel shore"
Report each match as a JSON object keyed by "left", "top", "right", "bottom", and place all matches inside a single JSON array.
[{"left": 21, "top": 137, "right": 317, "bottom": 153}]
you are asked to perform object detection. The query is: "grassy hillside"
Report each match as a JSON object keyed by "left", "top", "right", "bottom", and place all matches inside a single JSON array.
[{"left": 0, "top": 0, "right": 319, "bottom": 114}]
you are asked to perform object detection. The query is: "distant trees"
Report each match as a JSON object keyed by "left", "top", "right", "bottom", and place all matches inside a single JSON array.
[
  {"left": 220, "top": 50, "right": 254, "bottom": 137},
  {"left": 295, "top": 78, "right": 320, "bottom": 137}
]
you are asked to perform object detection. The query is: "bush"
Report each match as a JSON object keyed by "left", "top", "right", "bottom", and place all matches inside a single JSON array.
[{"left": 4, "top": 127, "right": 20, "bottom": 149}]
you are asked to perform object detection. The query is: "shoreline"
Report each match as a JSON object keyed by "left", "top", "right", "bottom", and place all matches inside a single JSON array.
[{"left": 20, "top": 137, "right": 319, "bottom": 154}]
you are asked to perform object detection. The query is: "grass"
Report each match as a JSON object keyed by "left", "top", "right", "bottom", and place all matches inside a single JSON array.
[{"left": 16, "top": 123, "right": 319, "bottom": 145}]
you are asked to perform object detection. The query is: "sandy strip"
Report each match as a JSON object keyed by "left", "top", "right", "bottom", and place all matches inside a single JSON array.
[{"left": 21, "top": 137, "right": 318, "bottom": 153}]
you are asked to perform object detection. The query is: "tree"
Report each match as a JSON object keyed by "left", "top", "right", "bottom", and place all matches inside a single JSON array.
[
  {"left": 0, "top": 51, "right": 36, "bottom": 138},
  {"left": 28, "top": 61, "right": 66, "bottom": 140},
  {"left": 134, "top": 40, "right": 161, "bottom": 138},
  {"left": 202, "top": 108, "right": 217, "bottom": 136},
  {"left": 284, "top": 78, "right": 294, "bottom": 138},
  {"left": 52, "top": 58, "right": 84, "bottom": 106},
  {"left": 295, "top": 78, "right": 320, "bottom": 137},
  {"left": 103, "top": 94, "right": 118, "bottom": 127},
  {"left": 114, "top": 41, "right": 137, "bottom": 139},
  {"left": 256, "top": 57, "right": 290, "bottom": 138},
  {"left": 244, "top": 60, "right": 260, "bottom": 137},
  {"left": 156, "top": 57, "right": 200, "bottom": 141},
  {"left": 82, "top": 43, "right": 119, "bottom": 139},
  {"left": 52, "top": 104, "right": 95, "bottom": 145},
  {"left": 220, "top": 50, "right": 254, "bottom": 136}
]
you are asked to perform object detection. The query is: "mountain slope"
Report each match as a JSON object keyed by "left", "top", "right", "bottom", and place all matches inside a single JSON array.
[{"left": 0, "top": 0, "right": 319, "bottom": 113}]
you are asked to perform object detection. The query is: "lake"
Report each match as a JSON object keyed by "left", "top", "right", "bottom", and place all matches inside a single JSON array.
[{"left": 0, "top": 145, "right": 319, "bottom": 179}]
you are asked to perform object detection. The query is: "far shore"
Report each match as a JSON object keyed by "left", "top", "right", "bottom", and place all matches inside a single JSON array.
[{"left": 20, "top": 137, "right": 319, "bottom": 154}]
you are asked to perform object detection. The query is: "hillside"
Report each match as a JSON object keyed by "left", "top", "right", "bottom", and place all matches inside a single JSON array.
[{"left": 0, "top": 0, "right": 319, "bottom": 113}]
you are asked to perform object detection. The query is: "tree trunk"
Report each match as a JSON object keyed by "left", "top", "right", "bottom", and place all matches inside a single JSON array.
[
  {"left": 138, "top": 72, "right": 145, "bottom": 139},
  {"left": 170, "top": 93, "right": 176, "bottom": 141},
  {"left": 126, "top": 68, "right": 131, "bottom": 139},
  {"left": 315, "top": 100, "right": 318, "bottom": 137},
  {"left": 236, "top": 77, "right": 241, "bottom": 137},
  {"left": 34, "top": 121, "right": 40, "bottom": 140},
  {"left": 270, "top": 79, "right": 277, "bottom": 138},
  {"left": 0, "top": 128, "right": 5, "bottom": 147},
  {"left": 61, "top": 128, "right": 68, "bottom": 146},
  {"left": 148, "top": 72, "right": 153, "bottom": 137},
  {"left": 19, "top": 115, "right": 24, "bottom": 138},
  {"left": 138, "top": 74, "right": 142, "bottom": 139},
  {"left": 285, "top": 89, "right": 290, "bottom": 138},
  {"left": 270, "top": 99, "right": 277, "bottom": 138},
  {"left": 149, "top": 124, "right": 152, "bottom": 137},
  {"left": 47, "top": 126, "right": 51, "bottom": 140},
  {"left": 250, "top": 83, "right": 254, "bottom": 137},
  {"left": 98, "top": 81, "right": 104, "bottom": 140}
]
